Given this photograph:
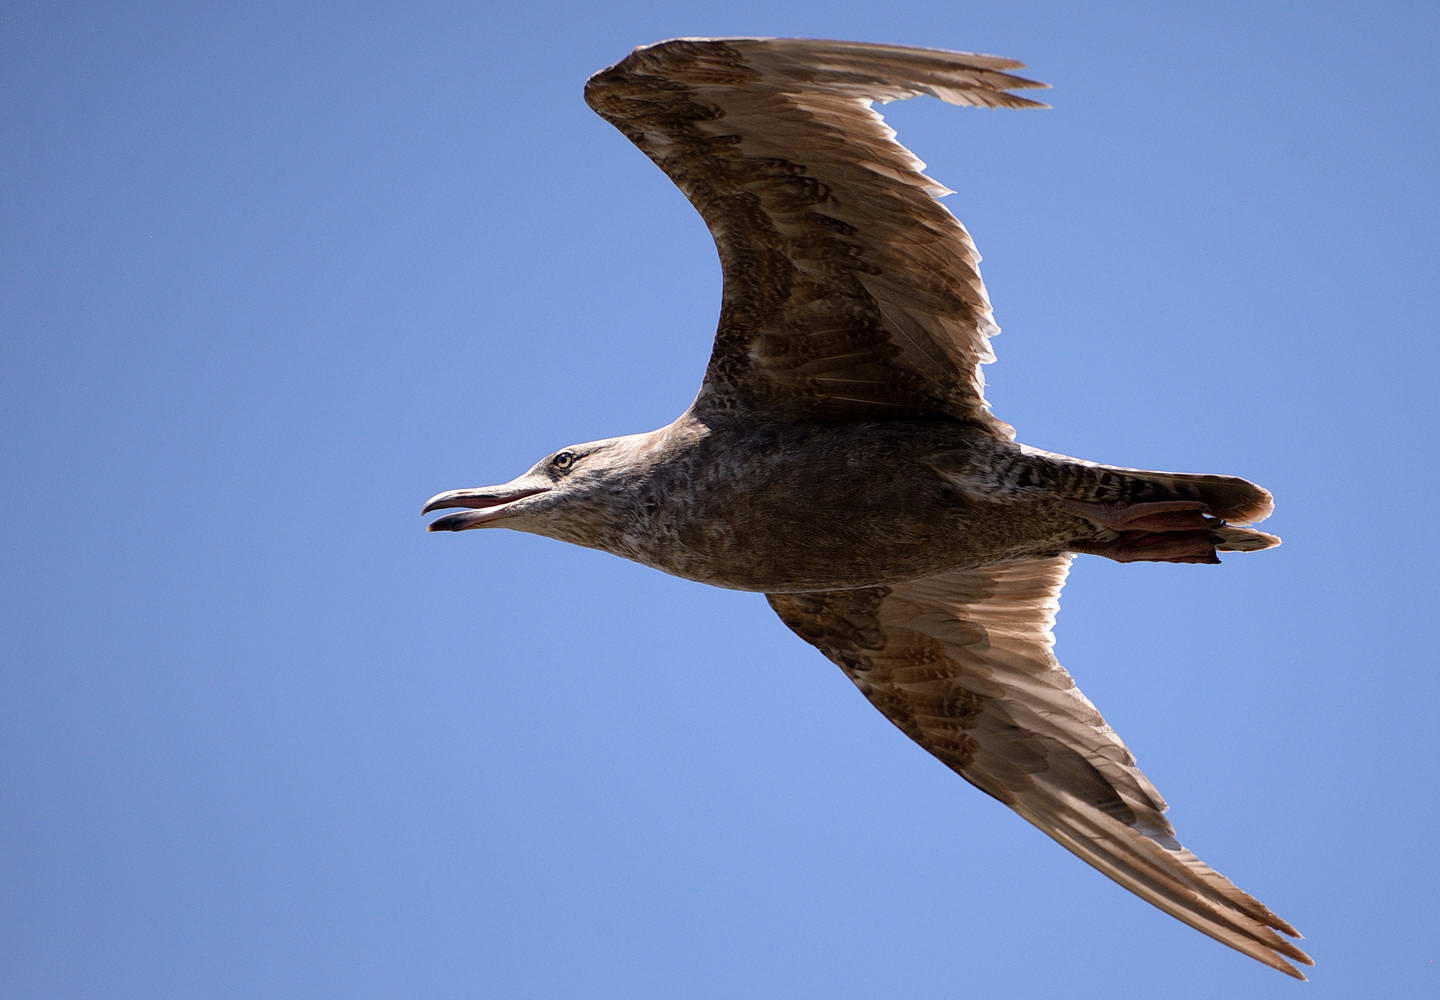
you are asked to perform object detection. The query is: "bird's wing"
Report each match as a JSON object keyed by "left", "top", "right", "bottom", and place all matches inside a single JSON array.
[
  {"left": 585, "top": 38, "right": 1047, "bottom": 434},
  {"left": 767, "top": 557, "right": 1312, "bottom": 978}
]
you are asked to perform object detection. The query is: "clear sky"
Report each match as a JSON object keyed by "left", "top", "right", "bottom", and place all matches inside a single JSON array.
[{"left": 6, "top": 1, "right": 1438, "bottom": 997}]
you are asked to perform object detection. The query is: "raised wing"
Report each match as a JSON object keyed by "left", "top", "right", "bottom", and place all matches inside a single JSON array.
[
  {"left": 585, "top": 38, "right": 1047, "bottom": 433},
  {"left": 767, "top": 557, "right": 1312, "bottom": 978}
]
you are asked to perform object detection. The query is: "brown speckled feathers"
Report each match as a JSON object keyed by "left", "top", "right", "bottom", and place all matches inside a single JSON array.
[
  {"left": 582, "top": 39, "right": 1306, "bottom": 977},
  {"left": 586, "top": 38, "right": 1047, "bottom": 433},
  {"left": 770, "top": 558, "right": 1310, "bottom": 979},
  {"left": 428, "top": 37, "right": 1302, "bottom": 981}
]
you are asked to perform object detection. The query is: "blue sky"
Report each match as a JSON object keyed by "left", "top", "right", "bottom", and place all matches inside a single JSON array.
[{"left": 5, "top": 1, "right": 1438, "bottom": 997}]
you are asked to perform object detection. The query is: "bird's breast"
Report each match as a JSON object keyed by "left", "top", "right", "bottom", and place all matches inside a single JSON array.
[{"left": 618, "top": 423, "right": 998, "bottom": 592}]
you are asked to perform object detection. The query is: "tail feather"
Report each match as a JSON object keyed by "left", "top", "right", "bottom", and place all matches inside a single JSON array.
[
  {"left": 1016, "top": 446, "right": 1275, "bottom": 526},
  {"left": 1115, "top": 469, "right": 1274, "bottom": 525},
  {"left": 1214, "top": 525, "right": 1281, "bottom": 553}
]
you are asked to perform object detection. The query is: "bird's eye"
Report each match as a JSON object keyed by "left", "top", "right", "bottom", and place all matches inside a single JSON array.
[{"left": 551, "top": 451, "right": 576, "bottom": 471}]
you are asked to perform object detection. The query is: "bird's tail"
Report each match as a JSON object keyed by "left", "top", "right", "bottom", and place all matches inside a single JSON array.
[
  {"left": 1105, "top": 467, "right": 1275, "bottom": 526},
  {"left": 1005, "top": 446, "right": 1282, "bottom": 554},
  {"left": 1070, "top": 463, "right": 1281, "bottom": 555}
]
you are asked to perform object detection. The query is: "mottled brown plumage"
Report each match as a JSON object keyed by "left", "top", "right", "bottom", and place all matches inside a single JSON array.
[
  {"left": 584, "top": 38, "right": 1038, "bottom": 430},
  {"left": 423, "top": 38, "right": 1305, "bottom": 978}
]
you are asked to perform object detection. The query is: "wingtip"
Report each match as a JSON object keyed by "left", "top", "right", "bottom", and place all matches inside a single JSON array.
[{"left": 1274, "top": 945, "right": 1314, "bottom": 980}]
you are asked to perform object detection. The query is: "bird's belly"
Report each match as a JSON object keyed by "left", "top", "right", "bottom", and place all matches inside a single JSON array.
[
  {"left": 629, "top": 494, "right": 1044, "bottom": 594},
  {"left": 608, "top": 421, "right": 1078, "bottom": 593},
  {"left": 648, "top": 532, "right": 953, "bottom": 593}
]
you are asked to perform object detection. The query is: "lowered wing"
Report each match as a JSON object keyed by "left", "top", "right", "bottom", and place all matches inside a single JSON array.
[{"left": 768, "top": 557, "right": 1311, "bottom": 978}]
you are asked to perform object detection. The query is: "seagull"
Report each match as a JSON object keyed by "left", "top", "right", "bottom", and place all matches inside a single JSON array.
[{"left": 423, "top": 38, "right": 1308, "bottom": 978}]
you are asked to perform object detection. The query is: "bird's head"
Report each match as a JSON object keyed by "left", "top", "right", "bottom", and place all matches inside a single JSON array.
[{"left": 422, "top": 433, "right": 659, "bottom": 548}]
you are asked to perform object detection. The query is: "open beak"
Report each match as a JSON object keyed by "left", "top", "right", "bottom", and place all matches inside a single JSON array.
[{"left": 422, "top": 483, "right": 550, "bottom": 531}]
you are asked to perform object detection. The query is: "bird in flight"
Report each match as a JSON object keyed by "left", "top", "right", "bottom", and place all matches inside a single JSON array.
[{"left": 424, "top": 38, "right": 1308, "bottom": 978}]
